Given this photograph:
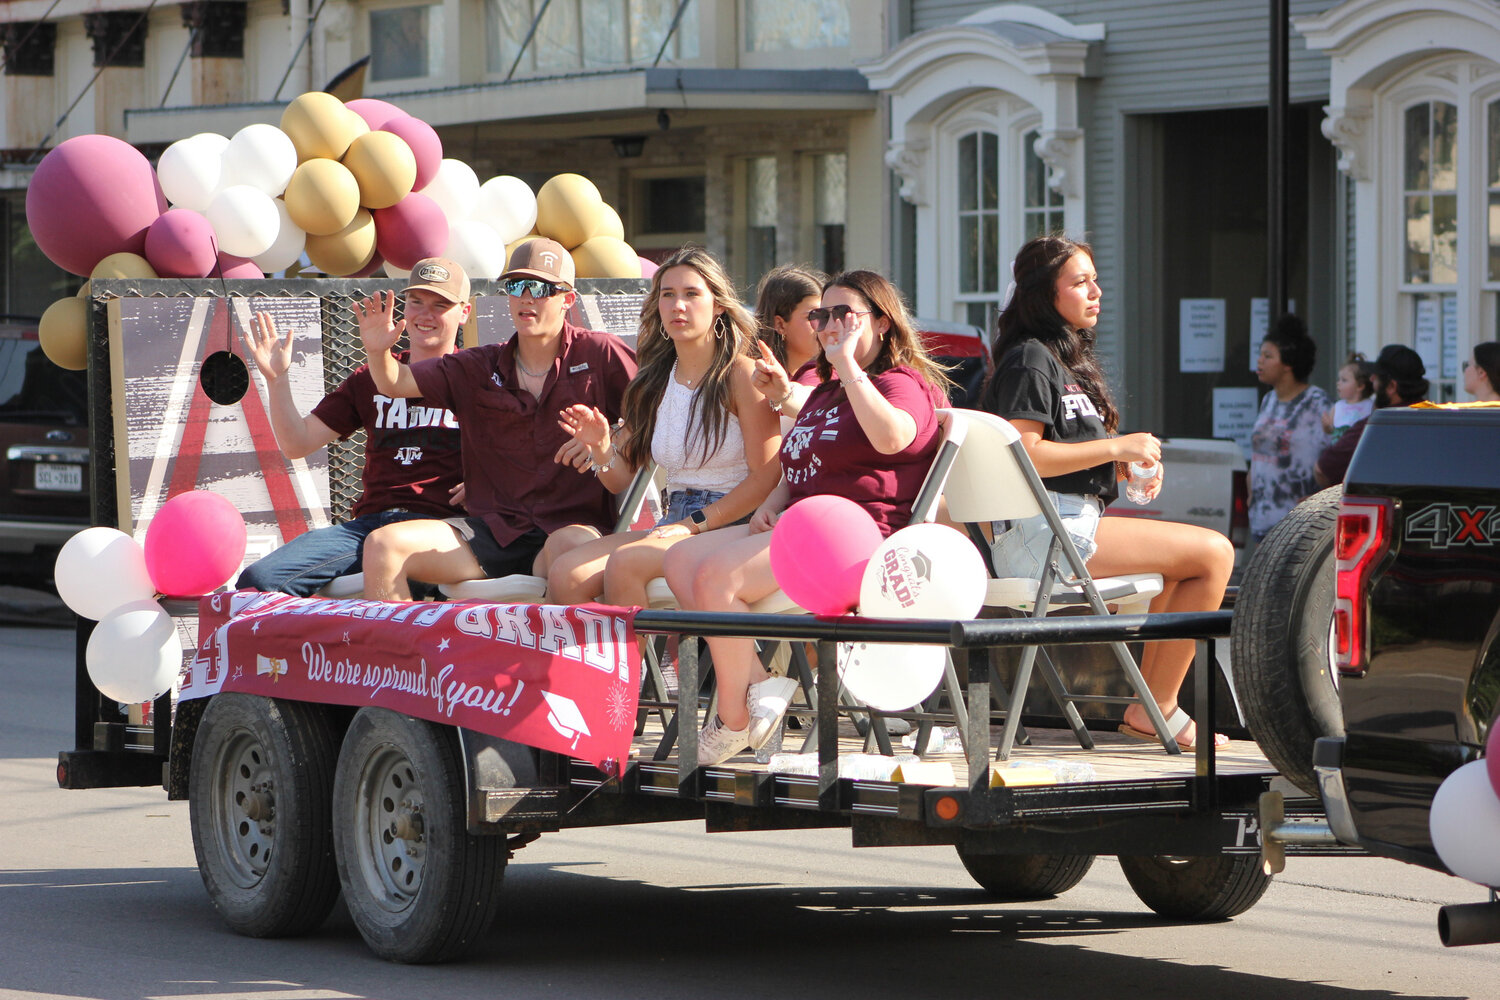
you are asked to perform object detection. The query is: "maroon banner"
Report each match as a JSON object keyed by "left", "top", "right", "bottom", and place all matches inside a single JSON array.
[{"left": 189, "top": 591, "right": 640, "bottom": 774}]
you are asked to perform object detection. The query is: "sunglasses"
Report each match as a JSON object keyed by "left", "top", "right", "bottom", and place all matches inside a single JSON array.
[
  {"left": 807, "top": 305, "right": 872, "bottom": 329},
  {"left": 503, "top": 277, "right": 565, "bottom": 299}
]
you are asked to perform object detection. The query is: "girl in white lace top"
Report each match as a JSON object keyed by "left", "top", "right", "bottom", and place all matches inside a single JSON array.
[{"left": 544, "top": 246, "right": 781, "bottom": 608}]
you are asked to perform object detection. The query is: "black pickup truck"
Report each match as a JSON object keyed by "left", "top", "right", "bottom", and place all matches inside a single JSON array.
[{"left": 1233, "top": 404, "right": 1500, "bottom": 946}]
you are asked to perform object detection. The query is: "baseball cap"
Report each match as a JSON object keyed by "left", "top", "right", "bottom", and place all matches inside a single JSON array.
[
  {"left": 502, "top": 237, "right": 575, "bottom": 287},
  {"left": 1373, "top": 344, "right": 1425, "bottom": 382},
  {"left": 403, "top": 257, "right": 470, "bottom": 304}
]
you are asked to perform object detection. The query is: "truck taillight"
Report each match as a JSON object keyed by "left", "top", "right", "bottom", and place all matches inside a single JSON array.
[
  {"left": 1333, "top": 495, "right": 1393, "bottom": 676},
  {"left": 1230, "top": 470, "right": 1250, "bottom": 548}
]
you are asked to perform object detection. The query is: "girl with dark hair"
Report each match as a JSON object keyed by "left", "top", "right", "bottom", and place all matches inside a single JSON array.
[
  {"left": 1323, "top": 352, "right": 1375, "bottom": 439},
  {"left": 749, "top": 264, "right": 825, "bottom": 419},
  {"left": 979, "top": 235, "right": 1233, "bottom": 750},
  {"left": 544, "top": 246, "right": 781, "bottom": 608},
  {"left": 1464, "top": 341, "right": 1500, "bottom": 402},
  {"left": 1250, "top": 313, "right": 1329, "bottom": 542},
  {"left": 665, "top": 269, "right": 950, "bottom": 764}
]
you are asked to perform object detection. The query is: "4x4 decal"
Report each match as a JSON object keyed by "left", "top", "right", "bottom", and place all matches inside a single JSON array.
[{"left": 1405, "top": 502, "right": 1500, "bottom": 549}]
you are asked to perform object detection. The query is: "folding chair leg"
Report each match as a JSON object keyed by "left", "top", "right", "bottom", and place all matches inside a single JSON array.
[
  {"left": 1108, "top": 640, "right": 1181, "bottom": 755},
  {"left": 1033, "top": 647, "right": 1094, "bottom": 750},
  {"left": 995, "top": 643, "right": 1040, "bottom": 760}
]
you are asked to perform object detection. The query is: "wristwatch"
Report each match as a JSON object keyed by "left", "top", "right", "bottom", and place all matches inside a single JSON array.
[{"left": 689, "top": 508, "right": 708, "bottom": 533}]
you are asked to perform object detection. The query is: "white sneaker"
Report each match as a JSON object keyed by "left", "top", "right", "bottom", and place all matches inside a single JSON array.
[
  {"left": 747, "top": 676, "right": 800, "bottom": 750},
  {"left": 697, "top": 715, "right": 750, "bottom": 765}
]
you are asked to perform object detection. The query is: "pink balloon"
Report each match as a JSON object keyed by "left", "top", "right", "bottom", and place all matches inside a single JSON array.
[
  {"left": 345, "top": 98, "right": 405, "bottom": 130},
  {"left": 373, "top": 192, "right": 450, "bottom": 270},
  {"left": 144, "top": 491, "right": 248, "bottom": 597},
  {"left": 1487, "top": 724, "right": 1500, "bottom": 800},
  {"left": 351, "top": 251, "right": 386, "bottom": 278},
  {"left": 638, "top": 256, "right": 658, "bottom": 279},
  {"left": 379, "top": 116, "right": 443, "bottom": 192},
  {"left": 145, "top": 210, "right": 219, "bottom": 278},
  {"left": 769, "top": 495, "right": 883, "bottom": 615},
  {"left": 26, "top": 134, "right": 167, "bottom": 276},
  {"left": 214, "top": 252, "right": 264, "bottom": 279}
]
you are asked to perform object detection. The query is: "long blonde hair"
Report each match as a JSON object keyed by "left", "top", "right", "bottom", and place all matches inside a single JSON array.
[{"left": 620, "top": 246, "right": 757, "bottom": 468}]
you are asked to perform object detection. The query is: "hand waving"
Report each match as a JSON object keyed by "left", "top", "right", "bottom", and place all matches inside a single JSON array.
[
  {"left": 242, "top": 311, "right": 293, "bottom": 381},
  {"left": 353, "top": 290, "right": 405, "bottom": 356}
]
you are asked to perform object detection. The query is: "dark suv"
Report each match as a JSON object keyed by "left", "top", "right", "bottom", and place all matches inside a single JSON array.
[{"left": 0, "top": 319, "right": 89, "bottom": 583}]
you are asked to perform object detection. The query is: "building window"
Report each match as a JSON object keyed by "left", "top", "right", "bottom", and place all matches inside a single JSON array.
[
  {"left": 1403, "top": 101, "right": 1459, "bottom": 285},
  {"left": 1022, "top": 129, "right": 1064, "bottom": 240},
  {"left": 744, "top": 0, "right": 849, "bottom": 51},
  {"left": 631, "top": 172, "right": 706, "bottom": 258},
  {"left": 745, "top": 156, "right": 777, "bottom": 286},
  {"left": 812, "top": 152, "right": 846, "bottom": 276},
  {"left": 487, "top": 0, "right": 697, "bottom": 76},
  {"left": 956, "top": 130, "right": 1000, "bottom": 330},
  {"left": 369, "top": 4, "right": 444, "bottom": 82}
]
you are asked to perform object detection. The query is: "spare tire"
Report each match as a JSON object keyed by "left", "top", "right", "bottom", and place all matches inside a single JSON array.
[{"left": 1230, "top": 485, "right": 1344, "bottom": 796}]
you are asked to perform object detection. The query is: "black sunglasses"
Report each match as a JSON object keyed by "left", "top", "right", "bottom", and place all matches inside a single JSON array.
[
  {"left": 503, "top": 277, "right": 565, "bottom": 298},
  {"left": 807, "top": 305, "right": 872, "bottom": 329}
]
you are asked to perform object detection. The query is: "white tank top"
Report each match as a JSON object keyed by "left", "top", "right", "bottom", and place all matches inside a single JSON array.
[{"left": 650, "top": 374, "right": 748, "bottom": 493}]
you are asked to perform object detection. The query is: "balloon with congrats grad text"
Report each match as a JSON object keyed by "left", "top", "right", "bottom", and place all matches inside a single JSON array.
[
  {"left": 859, "top": 522, "right": 987, "bottom": 620},
  {"left": 1430, "top": 759, "right": 1500, "bottom": 887},
  {"left": 768, "top": 495, "right": 883, "bottom": 616},
  {"left": 86, "top": 599, "right": 180, "bottom": 704},
  {"left": 55, "top": 526, "right": 157, "bottom": 621},
  {"left": 143, "top": 491, "right": 248, "bottom": 597}
]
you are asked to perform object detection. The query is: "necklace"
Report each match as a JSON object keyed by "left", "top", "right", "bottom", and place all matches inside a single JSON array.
[
  {"left": 516, "top": 354, "right": 551, "bottom": 379},
  {"left": 672, "top": 360, "right": 703, "bottom": 388}
]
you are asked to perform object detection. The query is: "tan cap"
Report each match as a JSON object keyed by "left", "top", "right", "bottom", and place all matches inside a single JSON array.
[
  {"left": 403, "top": 257, "right": 470, "bottom": 304},
  {"left": 502, "top": 237, "right": 575, "bottom": 287}
]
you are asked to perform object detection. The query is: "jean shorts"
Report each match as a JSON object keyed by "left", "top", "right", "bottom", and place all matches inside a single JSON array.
[
  {"left": 658, "top": 488, "right": 727, "bottom": 527},
  {"left": 989, "top": 492, "right": 1102, "bottom": 579}
]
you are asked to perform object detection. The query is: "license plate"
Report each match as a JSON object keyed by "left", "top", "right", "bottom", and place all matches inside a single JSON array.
[{"left": 35, "top": 463, "right": 83, "bottom": 492}]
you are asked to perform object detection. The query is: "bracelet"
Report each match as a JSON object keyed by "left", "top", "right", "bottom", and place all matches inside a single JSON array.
[
  {"left": 769, "top": 387, "right": 794, "bottom": 413},
  {"left": 591, "top": 445, "right": 616, "bottom": 475},
  {"left": 845, "top": 370, "right": 869, "bottom": 387}
]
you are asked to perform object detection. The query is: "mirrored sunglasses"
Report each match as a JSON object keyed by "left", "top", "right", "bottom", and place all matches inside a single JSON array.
[{"left": 503, "top": 277, "right": 564, "bottom": 299}]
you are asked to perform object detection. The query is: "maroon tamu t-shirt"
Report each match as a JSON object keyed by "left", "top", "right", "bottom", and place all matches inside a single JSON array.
[
  {"left": 781, "top": 364, "right": 942, "bottom": 537},
  {"left": 311, "top": 351, "right": 464, "bottom": 519}
]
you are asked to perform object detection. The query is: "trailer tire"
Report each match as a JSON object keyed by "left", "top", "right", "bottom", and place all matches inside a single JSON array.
[
  {"left": 188, "top": 694, "right": 341, "bottom": 937},
  {"left": 333, "top": 708, "right": 507, "bottom": 964},
  {"left": 1118, "top": 854, "right": 1272, "bottom": 920},
  {"left": 955, "top": 848, "right": 1094, "bottom": 899},
  {"left": 1230, "top": 485, "right": 1344, "bottom": 797}
]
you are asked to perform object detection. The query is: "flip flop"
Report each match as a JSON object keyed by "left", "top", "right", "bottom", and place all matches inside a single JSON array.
[{"left": 1119, "top": 706, "right": 1228, "bottom": 749}]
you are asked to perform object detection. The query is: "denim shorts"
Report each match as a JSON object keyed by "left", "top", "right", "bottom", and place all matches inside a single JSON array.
[
  {"left": 989, "top": 492, "right": 1103, "bottom": 578},
  {"left": 657, "top": 488, "right": 727, "bottom": 527}
]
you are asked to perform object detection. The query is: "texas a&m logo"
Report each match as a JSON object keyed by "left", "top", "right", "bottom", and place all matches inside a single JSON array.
[{"left": 1405, "top": 502, "right": 1500, "bottom": 549}]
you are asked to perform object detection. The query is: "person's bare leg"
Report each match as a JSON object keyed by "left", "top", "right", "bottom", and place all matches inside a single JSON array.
[
  {"left": 547, "top": 531, "right": 638, "bottom": 604},
  {"left": 600, "top": 534, "right": 680, "bottom": 609},
  {"left": 361, "top": 520, "right": 485, "bottom": 601},
  {"left": 1088, "top": 517, "right": 1233, "bottom": 746},
  {"left": 534, "top": 524, "right": 602, "bottom": 578}
]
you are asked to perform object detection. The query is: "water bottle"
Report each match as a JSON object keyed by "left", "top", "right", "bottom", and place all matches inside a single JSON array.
[{"left": 1125, "top": 460, "right": 1158, "bottom": 505}]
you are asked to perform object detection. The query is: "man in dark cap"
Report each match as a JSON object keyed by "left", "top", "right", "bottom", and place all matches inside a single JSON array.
[{"left": 1315, "top": 343, "right": 1429, "bottom": 487}]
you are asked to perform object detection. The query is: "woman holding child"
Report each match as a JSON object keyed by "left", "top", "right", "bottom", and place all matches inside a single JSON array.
[
  {"left": 544, "top": 246, "right": 782, "bottom": 608},
  {"left": 665, "top": 270, "right": 949, "bottom": 765}
]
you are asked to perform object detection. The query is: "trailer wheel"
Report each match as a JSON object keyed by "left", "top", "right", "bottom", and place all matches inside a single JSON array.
[
  {"left": 1118, "top": 854, "right": 1272, "bottom": 920},
  {"left": 188, "top": 694, "right": 341, "bottom": 937},
  {"left": 1230, "top": 485, "right": 1344, "bottom": 796},
  {"left": 955, "top": 848, "right": 1094, "bottom": 899},
  {"left": 333, "top": 708, "right": 507, "bottom": 963}
]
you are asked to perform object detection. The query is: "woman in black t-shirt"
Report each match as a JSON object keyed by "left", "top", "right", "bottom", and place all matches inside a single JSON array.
[{"left": 978, "top": 235, "right": 1233, "bottom": 750}]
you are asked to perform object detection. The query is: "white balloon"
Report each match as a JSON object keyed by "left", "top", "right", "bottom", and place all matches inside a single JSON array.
[
  {"left": 55, "top": 527, "right": 156, "bottom": 621},
  {"left": 443, "top": 219, "right": 506, "bottom": 279},
  {"left": 423, "top": 158, "right": 480, "bottom": 222},
  {"left": 383, "top": 259, "right": 412, "bottom": 279},
  {"left": 251, "top": 199, "right": 307, "bottom": 274},
  {"left": 205, "top": 184, "right": 280, "bottom": 258},
  {"left": 1430, "top": 760, "right": 1500, "bottom": 886},
  {"left": 859, "top": 522, "right": 987, "bottom": 620},
  {"left": 837, "top": 640, "right": 946, "bottom": 712},
  {"left": 86, "top": 599, "right": 181, "bottom": 704},
  {"left": 475, "top": 175, "right": 538, "bottom": 244},
  {"left": 219, "top": 123, "right": 298, "bottom": 197},
  {"left": 157, "top": 133, "right": 229, "bottom": 212}
]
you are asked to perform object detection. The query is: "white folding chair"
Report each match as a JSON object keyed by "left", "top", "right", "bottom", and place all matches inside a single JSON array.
[{"left": 943, "top": 408, "right": 1177, "bottom": 758}]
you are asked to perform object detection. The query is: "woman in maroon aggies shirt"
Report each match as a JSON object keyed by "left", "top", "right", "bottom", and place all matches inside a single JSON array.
[{"left": 665, "top": 270, "right": 949, "bottom": 765}]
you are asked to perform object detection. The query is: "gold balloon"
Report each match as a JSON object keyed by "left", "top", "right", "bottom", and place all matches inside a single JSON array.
[
  {"left": 280, "top": 91, "right": 362, "bottom": 162},
  {"left": 342, "top": 131, "right": 417, "bottom": 209},
  {"left": 305, "top": 208, "right": 377, "bottom": 276},
  {"left": 572, "top": 236, "right": 641, "bottom": 279},
  {"left": 91, "top": 252, "right": 157, "bottom": 281},
  {"left": 284, "top": 158, "right": 362, "bottom": 236},
  {"left": 76, "top": 280, "right": 90, "bottom": 298},
  {"left": 40, "top": 297, "right": 88, "bottom": 370},
  {"left": 535, "top": 173, "right": 604, "bottom": 250},
  {"left": 595, "top": 203, "right": 625, "bottom": 241}
]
